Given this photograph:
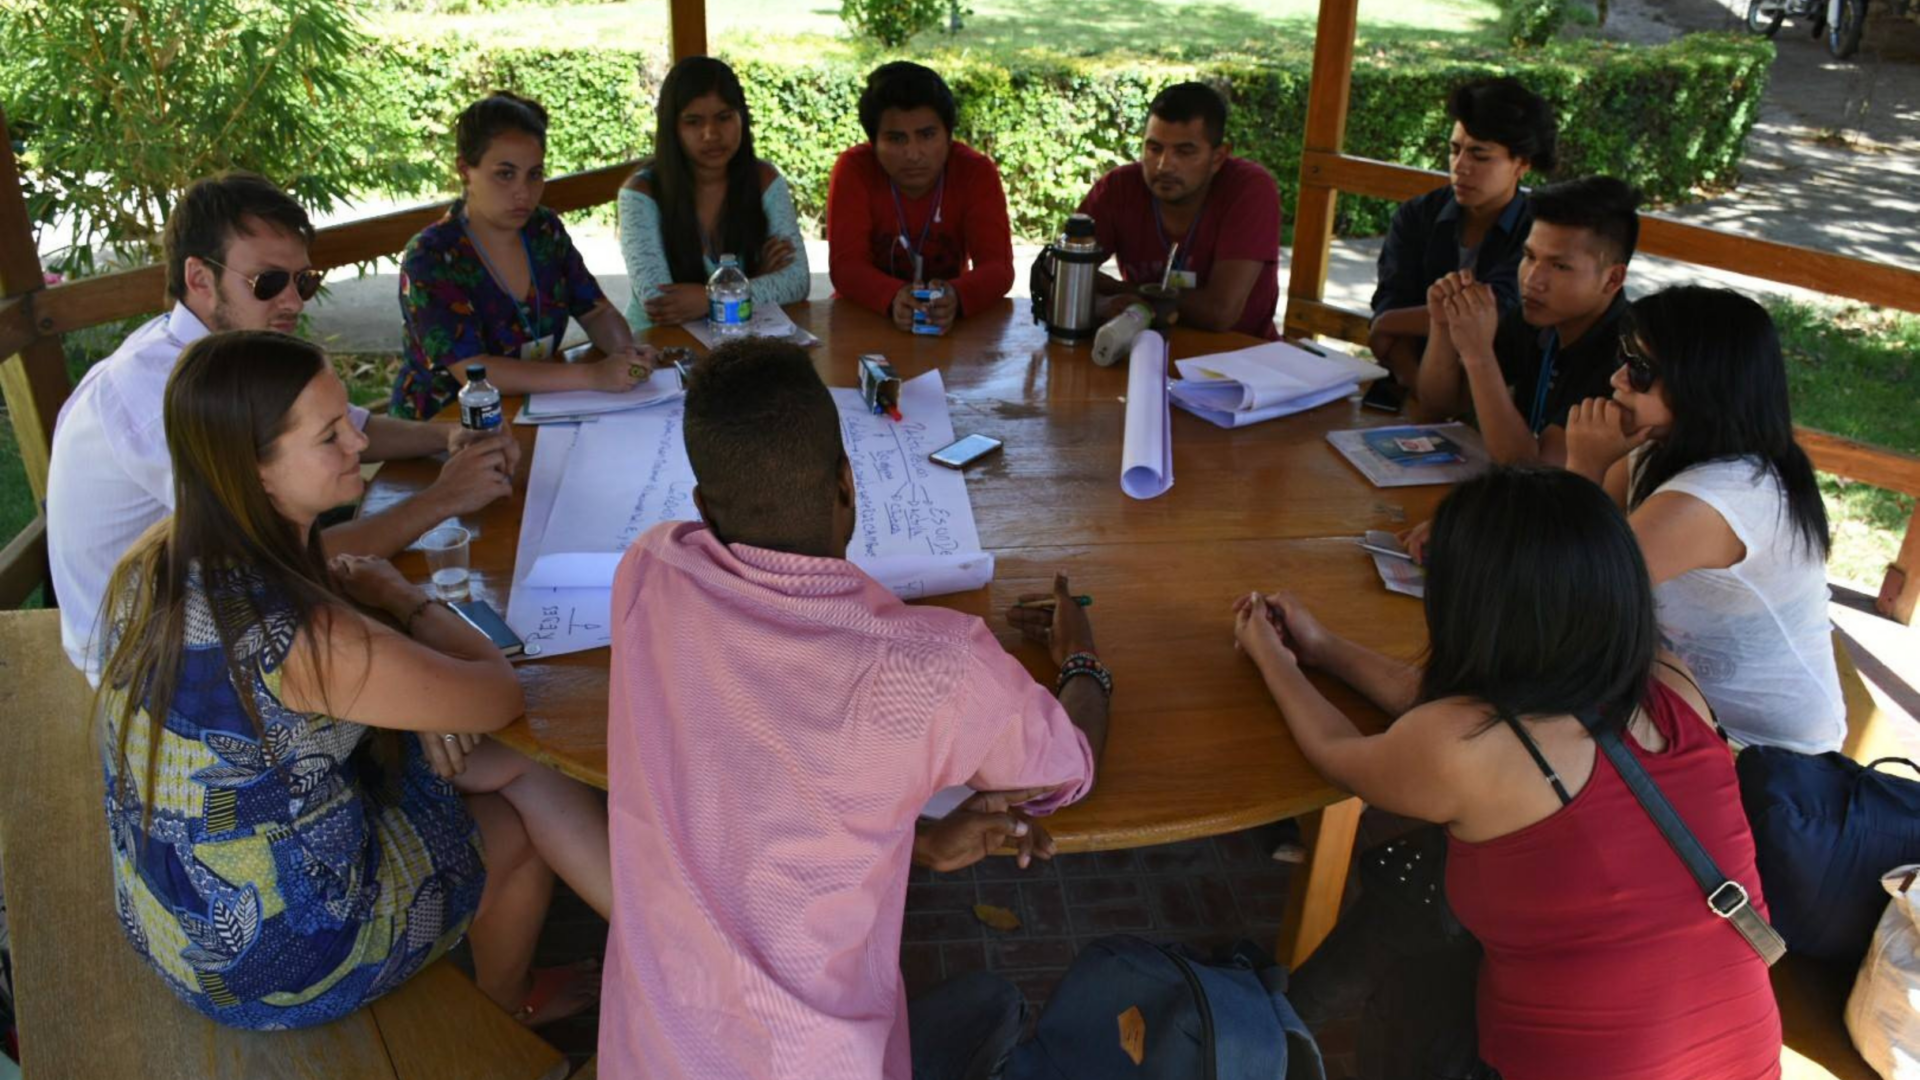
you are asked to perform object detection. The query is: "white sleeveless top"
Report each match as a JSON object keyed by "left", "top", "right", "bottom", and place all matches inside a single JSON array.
[{"left": 1644, "top": 454, "right": 1845, "bottom": 753}]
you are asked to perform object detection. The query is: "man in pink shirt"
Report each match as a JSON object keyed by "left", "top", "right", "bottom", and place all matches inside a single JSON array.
[
  {"left": 600, "top": 338, "right": 1111, "bottom": 1079},
  {"left": 1078, "top": 82, "right": 1283, "bottom": 340}
]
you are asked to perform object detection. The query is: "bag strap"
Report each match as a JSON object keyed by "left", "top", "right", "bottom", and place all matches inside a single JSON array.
[
  {"left": 1867, "top": 757, "right": 1920, "bottom": 777},
  {"left": 1576, "top": 708, "right": 1788, "bottom": 967}
]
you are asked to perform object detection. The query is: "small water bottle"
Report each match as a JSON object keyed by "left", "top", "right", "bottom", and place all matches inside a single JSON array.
[
  {"left": 458, "top": 363, "right": 503, "bottom": 430},
  {"left": 707, "top": 254, "right": 752, "bottom": 339},
  {"left": 1091, "top": 302, "right": 1152, "bottom": 367}
]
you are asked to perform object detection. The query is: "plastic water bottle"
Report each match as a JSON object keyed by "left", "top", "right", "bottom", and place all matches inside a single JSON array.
[
  {"left": 458, "top": 363, "right": 502, "bottom": 430},
  {"left": 1091, "top": 302, "right": 1152, "bottom": 367},
  {"left": 707, "top": 254, "right": 752, "bottom": 339}
]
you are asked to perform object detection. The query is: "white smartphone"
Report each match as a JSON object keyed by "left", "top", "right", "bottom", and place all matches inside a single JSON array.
[{"left": 929, "top": 433, "right": 1003, "bottom": 469}]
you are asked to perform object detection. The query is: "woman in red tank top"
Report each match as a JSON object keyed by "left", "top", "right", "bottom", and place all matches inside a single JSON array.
[{"left": 1233, "top": 466, "right": 1780, "bottom": 1079}]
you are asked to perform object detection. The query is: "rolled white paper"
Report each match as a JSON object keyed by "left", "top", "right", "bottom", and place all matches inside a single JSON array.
[{"left": 1120, "top": 330, "right": 1174, "bottom": 500}]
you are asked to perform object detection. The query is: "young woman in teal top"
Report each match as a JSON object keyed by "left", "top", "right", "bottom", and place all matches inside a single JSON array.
[{"left": 619, "top": 56, "right": 810, "bottom": 331}]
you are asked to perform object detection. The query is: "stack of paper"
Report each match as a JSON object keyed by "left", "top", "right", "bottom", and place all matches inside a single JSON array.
[
  {"left": 684, "top": 303, "right": 820, "bottom": 349},
  {"left": 1169, "top": 342, "right": 1358, "bottom": 428},
  {"left": 1361, "top": 529, "right": 1426, "bottom": 598},
  {"left": 517, "top": 368, "right": 686, "bottom": 424},
  {"left": 1327, "top": 422, "right": 1490, "bottom": 488}
]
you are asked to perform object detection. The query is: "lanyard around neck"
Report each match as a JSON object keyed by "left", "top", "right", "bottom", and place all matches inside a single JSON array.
[
  {"left": 1530, "top": 333, "right": 1560, "bottom": 435},
  {"left": 889, "top": 172, "right": 945, "bottom": 279},
  {"left": 1152, "top": 195, "right": 1203, "bottom": 272},
  {"left": 461, "top": 211, "right": 544, "bottom": 343}
]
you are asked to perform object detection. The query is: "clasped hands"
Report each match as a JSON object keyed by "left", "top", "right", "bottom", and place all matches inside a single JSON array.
[
  {"left": 1231, "top": 590, "right": 1334, "bottom": 672},
  {"left": 1426, "top": 269, "right": 1500, "bottom": 366},
  {"left": 914, "top": 787, "right": 1060, "bottom": 873},
  {"left": 891, "top": 278, "right": 958, "bottom": 335}
]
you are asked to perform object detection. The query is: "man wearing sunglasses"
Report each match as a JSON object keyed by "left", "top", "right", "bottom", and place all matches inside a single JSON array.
[
  {"left": 48, "top": 171, "right": 522, "bottom": 677},
  {"left": 1411, "top": 176, "right": 1640, "bottom": 467}
]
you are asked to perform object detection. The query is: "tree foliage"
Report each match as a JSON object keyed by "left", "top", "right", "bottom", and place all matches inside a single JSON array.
[
  {"left": 839, "top": 0, "right": 966, "bottom": 48},
  {"left": 0, "top": 0, "right": 437, "bottom": 274}
]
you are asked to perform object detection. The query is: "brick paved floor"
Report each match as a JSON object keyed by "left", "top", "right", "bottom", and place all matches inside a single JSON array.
[{"left": 521, "top": 816, "right": 1360, "bottom": 1078}]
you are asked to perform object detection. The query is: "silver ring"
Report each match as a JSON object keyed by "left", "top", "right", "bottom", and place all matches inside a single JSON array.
[{"left": 442, "top": 734, "right": 458, "bottom": 743}]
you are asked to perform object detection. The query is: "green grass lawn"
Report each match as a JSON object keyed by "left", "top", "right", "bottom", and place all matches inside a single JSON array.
[
  {"left": 370, "top": 0, "right": 1506, "bottom": 59},
  {"left": 1772, "top": 300, "right": 1920, "bottom": 592}
]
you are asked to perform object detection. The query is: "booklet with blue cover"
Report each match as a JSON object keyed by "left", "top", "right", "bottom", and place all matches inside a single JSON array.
[{"left": 1361, "top": 427, "right": 1465, "bottom": 467}]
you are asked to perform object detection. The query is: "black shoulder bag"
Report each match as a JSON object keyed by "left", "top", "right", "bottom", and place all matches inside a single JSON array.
[{"left": 1575, "top": 709, "right": 1788, "bottom": 966}]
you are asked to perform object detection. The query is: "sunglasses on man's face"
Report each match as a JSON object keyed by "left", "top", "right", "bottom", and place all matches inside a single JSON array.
[
  {"left": 202, "top": 258, "right": 325, "bottom": 302},
  {"left": 1619, "top": 334, "right": 1658, "bottom": 393}
]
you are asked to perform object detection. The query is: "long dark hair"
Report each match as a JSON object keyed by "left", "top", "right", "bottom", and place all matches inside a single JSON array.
[
  {"left": 1419, "top": 466, "right": 1658, "bottom": 738},
  {"left": 1627, "top": 286, "right": 1829, "bottom": 559},
  {"left": 93, "top": 331, "right": 346, "bottom": 834},
  {"left": 645, "top": 56, "right": 767, "bottom": 283}
]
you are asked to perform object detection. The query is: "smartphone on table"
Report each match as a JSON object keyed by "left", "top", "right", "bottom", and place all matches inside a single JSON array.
[
  {"left": 1361, "top": 377, "right": 1407, "bottom": 414},
  {"left": 930, "top": 434, "right": 1003, "bottom": 469}
]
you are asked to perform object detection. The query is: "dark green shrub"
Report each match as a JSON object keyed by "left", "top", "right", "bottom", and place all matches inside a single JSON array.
[
  {"left": 1503, "top": 0, "right": 1571, "bottom": 47},
  {"left": 839, "top": 0, "right": 956, "bottom": 48},
  {"left": 319, "top": 33, "right": 1778, "bottom": 242}
]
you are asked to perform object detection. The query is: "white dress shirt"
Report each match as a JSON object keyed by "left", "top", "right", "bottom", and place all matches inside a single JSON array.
[{"left": 47, "top": 303, "right": 368, "bottom": 676}]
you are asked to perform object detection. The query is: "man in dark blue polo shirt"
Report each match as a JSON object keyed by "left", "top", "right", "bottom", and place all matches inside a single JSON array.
[
  {"left": 1412, "top": 176, "right": 1641, "bottom": 466},
  {"left": 1369, "top": 78, "right": 1558, "bottom": 386}
]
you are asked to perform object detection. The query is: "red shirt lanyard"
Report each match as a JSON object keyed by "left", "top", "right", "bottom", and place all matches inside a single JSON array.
[
  {"left": 888, "top": 171, "right": 946, "bottom": 279},
  {"left": 1150, "top": 193, "right": 1202, "bottom": 273}
]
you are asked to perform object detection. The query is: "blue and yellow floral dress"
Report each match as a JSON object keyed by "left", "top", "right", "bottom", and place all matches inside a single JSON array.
[{"left": 101, "top": 568, "right": 486, "bottom": 1030}]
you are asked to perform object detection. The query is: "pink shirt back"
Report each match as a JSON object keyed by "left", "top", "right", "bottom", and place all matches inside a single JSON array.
[{"left": 599, "top": 523, "right": 1094, "bottom": 1079}]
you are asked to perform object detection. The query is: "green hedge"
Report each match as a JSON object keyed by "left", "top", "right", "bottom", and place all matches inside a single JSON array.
[{"left": 372, "top": 33, "right": 1772, "bottom": 240}]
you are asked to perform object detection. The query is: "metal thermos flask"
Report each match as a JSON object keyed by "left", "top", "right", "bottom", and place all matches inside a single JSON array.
[{"left": 1031, "top": 214, "right": 1105, "bottom": 345}]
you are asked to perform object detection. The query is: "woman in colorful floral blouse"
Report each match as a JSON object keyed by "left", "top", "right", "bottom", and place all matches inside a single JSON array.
[{"left": 393, "top": 92, "right": 655, "bottom": 420}]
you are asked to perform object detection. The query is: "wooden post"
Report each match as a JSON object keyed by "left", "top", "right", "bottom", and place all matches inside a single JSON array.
[
  {"left": 668, "top": 0, "right": 708, "bottom": 61},
  {"left": 1281, "top": 0, "right": 1360, "bottom": 340},
  {"left": 1879, "top": 503, "right": 1920, "bottom": 624},
  {"left": 1277, "top": 797, "right": 1363, "bottom": 967},
  {"left": 0, "top": 107, "right": 69, "bottom": 505}
]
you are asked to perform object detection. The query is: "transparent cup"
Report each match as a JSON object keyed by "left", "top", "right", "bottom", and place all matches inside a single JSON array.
[{"left": 419, "top": 525, "right": 472, "bottom": 601}]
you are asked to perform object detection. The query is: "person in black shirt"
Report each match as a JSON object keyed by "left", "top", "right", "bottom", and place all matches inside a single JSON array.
[
  {"left": 1413, "top": 176, "right": 1641, "bottom": 466},
  {"left": 1369, "top": 78, "right": 1557, "bottom": 386}
]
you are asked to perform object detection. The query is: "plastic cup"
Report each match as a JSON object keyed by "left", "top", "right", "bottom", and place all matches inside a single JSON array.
[{"left": 420, "top": 525, "right": 472, "bottom": 601}]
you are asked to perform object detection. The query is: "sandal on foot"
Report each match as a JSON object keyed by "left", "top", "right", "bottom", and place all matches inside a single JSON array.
[{"left": 513, "top": 959, "right": 602, "bottom": 1027}]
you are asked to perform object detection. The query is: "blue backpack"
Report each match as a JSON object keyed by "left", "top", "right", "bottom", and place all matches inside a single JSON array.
[
  {"left": 1005, "top": 936, "right": 1325, "bottom": 1080},
  {"left": 1737, "top": 750, "right": 1920, "bottom": 964}
]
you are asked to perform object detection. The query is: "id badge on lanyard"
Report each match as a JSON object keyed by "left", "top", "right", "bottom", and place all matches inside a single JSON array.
[
  {"left": 519, "top": 336, "right": 554, "bottom": 363},
  {"left": 1166, "top": 269, "right": 1198, "bottom": 290}
]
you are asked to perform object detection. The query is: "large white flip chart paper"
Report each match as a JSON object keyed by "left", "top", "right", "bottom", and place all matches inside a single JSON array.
[
  {"left": 506, "top": 370, "right": 992, "bottom": 655},
  {"left": 1120, "top": 330, "right": 1174, "bottom": 499},
  {"left": 829, "top": 370, "right": 994, "bottom": 599},
  {"left": 504, "top": 423, "right": 615, "bottom": 658},
  {"left": 522, "top": 406, "right": 697, "bottom": 590}
]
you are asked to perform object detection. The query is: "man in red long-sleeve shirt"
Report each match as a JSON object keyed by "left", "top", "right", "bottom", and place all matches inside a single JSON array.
[{"left": 826, "top": 62, "right": 1015, "bottom": 335}]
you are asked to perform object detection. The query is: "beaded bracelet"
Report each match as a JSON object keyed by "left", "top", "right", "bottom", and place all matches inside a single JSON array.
[
  {"left": 401, "top": 596, "right": 446, "bottom": 636},
  {"left": 1055, "top": 651, "right": 1113, "bottom": 696}
]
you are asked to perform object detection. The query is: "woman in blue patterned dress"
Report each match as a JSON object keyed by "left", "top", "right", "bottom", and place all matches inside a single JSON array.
[
  {"left": 95, "top": 330, "right": 611, "bottom": 1029},
  {"left": 392, "top": 91, "right": 656, "bottom": 420}
]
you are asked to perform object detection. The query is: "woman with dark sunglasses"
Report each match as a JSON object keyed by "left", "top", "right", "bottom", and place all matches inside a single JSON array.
[{"left": 1565, "top": 284, "right": 1843, "bottom": 753}]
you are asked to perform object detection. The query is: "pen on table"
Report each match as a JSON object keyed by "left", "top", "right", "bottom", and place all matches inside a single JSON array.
[
  {"left": 1355, "top": 540, "right": 1414, "bottom": 562},
  {"left": 1294, "top": 339, "right": 1328, "bottom": 357},
  {"left": 1014, "top": 595, "right": 1094, "bottom": 610}
]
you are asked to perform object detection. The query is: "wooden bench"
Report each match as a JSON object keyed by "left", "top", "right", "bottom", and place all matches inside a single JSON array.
[
  {"left": 1775, "top": 633, "right": 1907, "bottom": 1080},
  {"left": 0, "top": 609, "right": 569, "bottom": 1080}
]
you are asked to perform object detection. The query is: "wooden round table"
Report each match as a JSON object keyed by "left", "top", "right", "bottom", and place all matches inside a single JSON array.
[{"left": 363, "top": 297, "right": 1445, "bottom": 963}]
